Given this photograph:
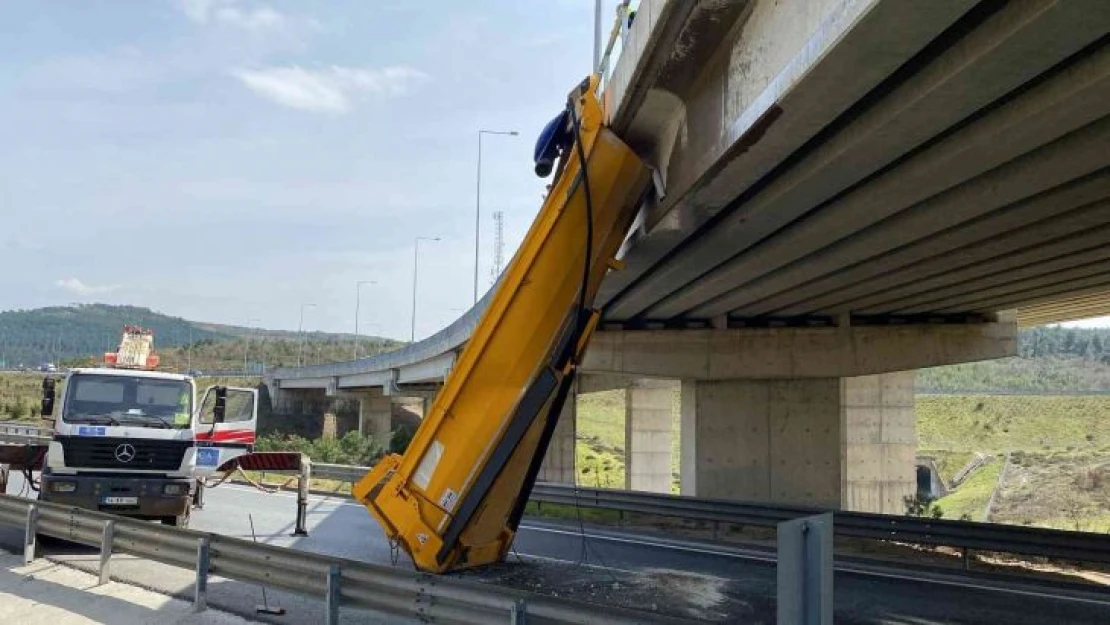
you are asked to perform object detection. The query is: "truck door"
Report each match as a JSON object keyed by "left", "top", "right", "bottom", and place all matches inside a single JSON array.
[{"left": 193, "top": 386, "right": 258, "bottom": 476}]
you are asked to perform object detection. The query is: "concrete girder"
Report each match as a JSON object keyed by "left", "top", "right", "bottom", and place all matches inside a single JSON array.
[
  {"left": 580, "top": 323, "right": 1015, "bottom": 380},
  {"left": 277, "top": 377, "right": 333, "bottom": 390},
  {"left": 890, "top": 247, "right": 1110, "bottom": 314},
  {"left": 949, "top": 273, "right": 1110, "bottom": 315},
  {"left": 608, "top": 0, "right": 1108, "bottom": 320},
  {"left": 715, "top": 112, "right": 1110, "bottom": 319},
  {"left": 597, "top": 0, "right": 976, "bottom": 312},
  {"left": 772, "top": 185, "right": 1110, "bottom": 315},
  {"left": 1018, "top": 292, "right": 1110, "bottom": 326},
  {"left": 578, "top": 373, "right": 676, "bottom": 394},
  {"left": 686, "top": 39, "right": 1110, "bottom": 319}
]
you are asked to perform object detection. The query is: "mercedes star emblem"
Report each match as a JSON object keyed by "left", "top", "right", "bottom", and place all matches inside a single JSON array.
[{"left": 114, "top": 443, "right": 137, "bottom": 463}]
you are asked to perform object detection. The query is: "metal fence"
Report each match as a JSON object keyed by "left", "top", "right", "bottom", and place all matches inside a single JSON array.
[
  {"left": 530, "top": 483, "right": 1110, "bottom": 565},
  {"left": 0, "top": 493, "right": 693, "bottom": 624}
]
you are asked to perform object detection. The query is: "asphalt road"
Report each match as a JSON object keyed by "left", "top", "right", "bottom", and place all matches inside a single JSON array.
[{"left": 3, "top": 473, "right": 1110, "bottom": 623}]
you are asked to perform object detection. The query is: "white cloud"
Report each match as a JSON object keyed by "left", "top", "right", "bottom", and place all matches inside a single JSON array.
[
  {"left": 177, "top": 0, "right": 287, "bottom": 31},
  {"left": 55, "top": 278, "right": 121, "bottom": 295},
  {"left": 230, "top": 65, "right": 429, "bottom": 113}
]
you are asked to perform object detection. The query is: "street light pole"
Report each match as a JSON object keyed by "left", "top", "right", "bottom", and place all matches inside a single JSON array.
[
  {"left": 297, "top": 303, "right": 316, "bottom": 367},
  {"left": 474, "top": 129, "right": 519, "bottom": 304},
  {"left": 411, "top": 236, "right": 440, "bottom": 342},
  {"left": 244, "top": 318, "right": 260, "bottom": 374},
  {"left": 353, "top": 280, "right": 376, "bottom": 360}
]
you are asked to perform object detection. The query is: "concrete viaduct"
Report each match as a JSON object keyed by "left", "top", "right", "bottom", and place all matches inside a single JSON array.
[{"left": 268, "top": 0, "right": 1110, "bottom": 515}]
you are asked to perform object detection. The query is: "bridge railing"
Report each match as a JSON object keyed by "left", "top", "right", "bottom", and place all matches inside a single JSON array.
[{"left": 268, "top": 289, "right": 493, "bottom": 382}]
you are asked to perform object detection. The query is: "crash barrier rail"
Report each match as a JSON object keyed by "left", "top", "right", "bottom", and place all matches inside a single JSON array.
[
  {"left": 0, "top": 422, "right": 51, "bottom": 444},
  {"left": 529, "top": 483, "right": 1110, "bottom": 566},
  {"left": 0, "top": 493, "right": 697, "bottom": 625},
  {"left": 15, "top": 448, "right": 1110, "bottom": 566},
  {"left": 312, "top": 462, "right": 370, "bottom": 484},
  {"left": 306, "top": 465, "right": 1110, "bottom": 566}
]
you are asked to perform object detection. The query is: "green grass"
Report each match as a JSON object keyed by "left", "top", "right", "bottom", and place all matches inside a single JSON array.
[
  {"left": 917, "top": 395, "right": 1110, "bottom": 452},
  {"left": 574, "top": 389, "right": 682, "bottom": 492},
  {"left": 935, "top": 457, "right": 1001, "bottom": 521}
]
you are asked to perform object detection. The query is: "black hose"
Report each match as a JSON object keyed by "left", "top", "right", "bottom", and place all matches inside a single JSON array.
[{"left": 566, "top": 96, "right": 594, "bottom": 361}]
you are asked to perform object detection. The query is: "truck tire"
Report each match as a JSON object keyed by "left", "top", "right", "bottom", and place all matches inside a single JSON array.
[{"left": 162, "top": 507, "right": 190, "bottom": 528}]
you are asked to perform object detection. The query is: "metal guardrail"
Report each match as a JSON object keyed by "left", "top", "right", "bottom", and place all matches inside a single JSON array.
[
  {"left": 530, "top": 484, "right": 1110, "bottom": 565},
  {"left": 0, "top": 423, "right": 51, "bottom": 446},
  {"left": 286, "top": 465, "right": 1110, "bottom": 566},
  {"left": 0, "top": 493, "right": 692, "bottom": 624},
  {"left": 312, "top": 463, "right": 371, "bottom": 483}
]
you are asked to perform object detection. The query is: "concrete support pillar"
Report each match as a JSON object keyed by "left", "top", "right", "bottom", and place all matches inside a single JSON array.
[
  {"left": 538, "top": 387, "right": 576, "bottom": 485},
  {"left": 842, "top": 372, "right": 917, "bottom": 513},
  {"left": 358, "top": 393, "right": 392, "bottom": 438},
  {"left": 322, "top": 412, "right": 338, "bottom": 440},
  {"left": 624, "top": 384, "right": 673, "bottom": 493},
  {"left": 680, "top": 372, "right": 915, "bottom": 514}
]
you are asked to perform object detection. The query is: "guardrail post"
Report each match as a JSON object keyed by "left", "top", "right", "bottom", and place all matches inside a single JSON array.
[
  {"left": 325, "top": 564, "right": 340, "bottom": 625},
  {"left": 293, "top": 457, "right": 310, "bottom": 537},
  {"left": 511, "top": 599, "right": 528, "bottom": 624},
  {"left": 23, "top": 504, "right": 38, "bottom": 565},
  {"left": 194, "top": 536, "right": 211, "bottom": 612},
  {"left": 98, "top": 520, "right": 115, "bottom": 585},
  {"left": 777, "top": 513, "right": 832, "bottom": 625}
]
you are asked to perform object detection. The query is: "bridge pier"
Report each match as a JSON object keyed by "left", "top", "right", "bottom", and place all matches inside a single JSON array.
[
  {"left": 624, "top": 381, "right": 675, "bottom": 493},
  {"left": 356, "top": 392, "right": 393, "bottom": 438},
  {"left": 679, "top": 372, "right": 914, "bottom": 514},
  {"left": 537, "top": 382, "right": 577, "bottom": 485},
  {"left": 583, "top": 322, "right": 1014, "bottom": 512}
]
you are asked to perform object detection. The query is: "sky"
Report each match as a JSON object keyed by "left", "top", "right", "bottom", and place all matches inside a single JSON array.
[
  {"left": 0, "top": 0, "right": 619, "bottom": 340},
  {"left": 2, "top": 2, "right": 1107, "bottom": 341}
]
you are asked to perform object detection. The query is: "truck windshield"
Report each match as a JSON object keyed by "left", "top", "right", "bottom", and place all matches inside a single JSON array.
[{"left": 62, "top": 374, "right": 192, "bottom": 429}]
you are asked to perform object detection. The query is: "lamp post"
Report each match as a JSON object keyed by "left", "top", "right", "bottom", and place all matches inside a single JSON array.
[
  {"left": 297, "top": 303, "right": 316, "bottom": 367},
  {"left": 474, "top": 129, "right": 519, "bottom": 304},
  {"left": 411, "top": 236, "right": 440, "bottom": 342},
  {"left": 353, "top": 280, "right": 376, "bottom": 360},
  {"left": 244, "top": 317, "right": 260, "bottom": 374}
]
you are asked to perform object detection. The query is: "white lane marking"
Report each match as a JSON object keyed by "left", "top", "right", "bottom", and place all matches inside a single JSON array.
[
  {"left": 514, "top": 552, "right": 637, "bottom": 574},
  {"left": 519, "top": 524, "right": 1110, "bottom": 607},
  {"left": 836, "top": 565, "right": 1110, "bottom": 608},
  {"left": 517, "top": 523, "right": 774, "bottom": 561}
]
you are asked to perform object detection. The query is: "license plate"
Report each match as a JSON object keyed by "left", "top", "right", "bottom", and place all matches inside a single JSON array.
[{"left": 102, "top": 496, "right": 138, "bottom": 505}]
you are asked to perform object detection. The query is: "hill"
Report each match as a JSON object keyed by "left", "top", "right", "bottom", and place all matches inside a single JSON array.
[
  {"left": 918, "top": 326, "right": 1110, "bottom": 391},
  {"left": 0, "top": 303, "right": 401, "bottom": 371}
]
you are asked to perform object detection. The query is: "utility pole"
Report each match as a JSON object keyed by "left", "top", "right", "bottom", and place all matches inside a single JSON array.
[
  {"left": 244, "top": 318, "right": 260, "bottom": 374},
  {"left": 474, "top": 129, "right": 519, "bottom": 304},
  {"left": 490, "top": 210, "right": 505, "bottom": 286},
  {"left": 297, "top": 303, "right": 316, "bottom": 367},
  {"left": 412, "top": 236, "right": 440, "bottom": 342},
  {"left": 354, "top": 280, "right": 376, "bottom": 360}
]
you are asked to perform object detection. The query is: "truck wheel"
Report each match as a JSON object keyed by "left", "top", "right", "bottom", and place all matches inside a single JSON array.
[{"left": 162, "top": 508, "right": 190, "bottom": 528}]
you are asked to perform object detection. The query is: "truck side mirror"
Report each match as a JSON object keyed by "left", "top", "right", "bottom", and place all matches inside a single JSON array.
[
  {"left": 41, "top": 377, "right": 56, "bottom": 417},
  {"left": 213, "top": 386, "right": 227, "bottom": 423}
]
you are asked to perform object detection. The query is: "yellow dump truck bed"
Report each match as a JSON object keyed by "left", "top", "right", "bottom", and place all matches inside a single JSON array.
[{"left": 354, "top": 76, "right": 649, "bottom": 573}]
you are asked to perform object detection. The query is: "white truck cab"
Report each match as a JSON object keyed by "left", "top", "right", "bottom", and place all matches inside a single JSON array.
[{"left": 38, "top": 328, "right": 257, "bottom": 527}]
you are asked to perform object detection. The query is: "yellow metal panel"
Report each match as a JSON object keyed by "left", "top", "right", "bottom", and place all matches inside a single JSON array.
[{"left": 354, "top": 76, "right": 649, "bottom": 572}]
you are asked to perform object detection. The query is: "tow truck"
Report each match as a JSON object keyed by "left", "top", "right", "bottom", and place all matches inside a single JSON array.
[
  {"left": 353, "top": 75, "right": 653, "bottom": 572},
  {"left": 35, "top": 326, "right": 259, "bottom": 527}
]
